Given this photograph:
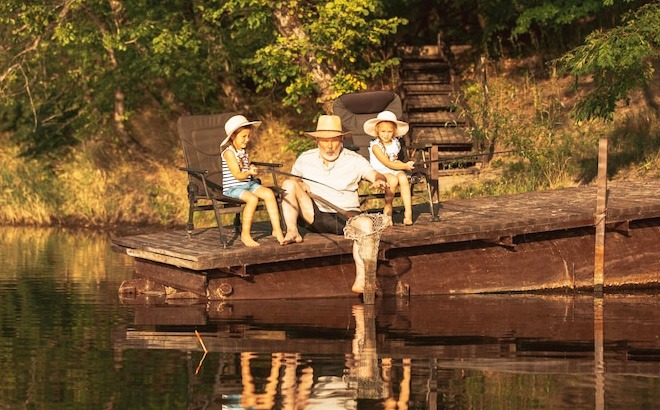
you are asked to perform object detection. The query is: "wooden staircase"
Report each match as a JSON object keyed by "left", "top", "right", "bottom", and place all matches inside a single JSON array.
[{"left": 398, "top": 45, "right": 481, "bottom": 180}]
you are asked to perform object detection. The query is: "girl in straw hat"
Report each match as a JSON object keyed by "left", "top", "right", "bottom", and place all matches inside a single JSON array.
[
  {"left": 364, "top": 111, "right": 415, "bottom": 225},
  {"left": 222, "top": 115, "right": 285, "bottom": 247}
]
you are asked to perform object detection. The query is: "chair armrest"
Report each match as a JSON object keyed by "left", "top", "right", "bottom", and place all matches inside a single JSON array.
[
  {"left": 179, "top": 167, "right": 208, "bottom": 175},
  {"left": 252, "top": 161, "right": 283, "bottom": 168}
]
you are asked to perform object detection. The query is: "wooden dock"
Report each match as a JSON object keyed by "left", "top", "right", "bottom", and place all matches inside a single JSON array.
[{"left": 113, "top": 179, "right": 660, "bottom": 300}]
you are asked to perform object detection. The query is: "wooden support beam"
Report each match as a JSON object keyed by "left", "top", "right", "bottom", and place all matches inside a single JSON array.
[{"left": 594, "top": 137, "right": 608, "bottom": 294}]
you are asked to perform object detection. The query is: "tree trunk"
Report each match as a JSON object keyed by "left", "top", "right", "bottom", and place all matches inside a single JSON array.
[{"left": 272, "top": 6, "right": 335, "bottom": 113}]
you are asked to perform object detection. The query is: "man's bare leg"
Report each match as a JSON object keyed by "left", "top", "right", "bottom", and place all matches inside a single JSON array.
[
  {"left": 280, "top": 179, "right": 303, "bottom": 244},
  {"left": 351, "top": 241, "right": 366, "bottom": 293},
  {"left": 349, "top": 215, "right": 375, "bottom": 293}
]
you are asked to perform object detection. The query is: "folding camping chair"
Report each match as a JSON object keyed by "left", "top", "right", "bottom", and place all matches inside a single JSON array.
[
  {"left": 177, "top": 113, "right": 283, "bottom": 247},
  {"left": 332, "top": 90, "right": 439, "bottom": 220}
]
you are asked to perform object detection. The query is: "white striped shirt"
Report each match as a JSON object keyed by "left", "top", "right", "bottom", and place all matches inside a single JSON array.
[{"left": 221, "top": 146, "right": 251, "bottom": 189}]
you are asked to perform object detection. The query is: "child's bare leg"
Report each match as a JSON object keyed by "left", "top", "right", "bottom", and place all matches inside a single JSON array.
[
  {"left": 255, "top": 186, "right": 285, "bottom": 244},
  {"left": 397, "top": 172, "right": 413, "bottom": 225},
  {"left": 239, "top": 192, "right": 260, "bottom": 247},
  {"left": 383, "top": 174, "right": 398, "bottom": 224}
]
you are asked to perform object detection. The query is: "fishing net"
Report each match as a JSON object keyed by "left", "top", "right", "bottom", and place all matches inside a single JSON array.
[{"left": 343, "top": 213, "right": 389, "bottom": 258}]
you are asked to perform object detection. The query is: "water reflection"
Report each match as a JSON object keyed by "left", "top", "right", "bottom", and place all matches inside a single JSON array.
[
  {"left": 118, "top": 294, "right": 660, "bottom": 409},
  {"left": 1, "top": 227, "right": 659, "bottom": 409}
]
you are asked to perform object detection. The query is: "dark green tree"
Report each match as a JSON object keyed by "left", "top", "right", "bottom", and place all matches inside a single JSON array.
[
  {"left": 0, "top": 1, "right": 230, "bottom": 156},
  {"left": 213, "top": 0, "right": 407, "bottom": 113},
  {"left": 559, "top": 1, "right": 659, "bottom": 121}
]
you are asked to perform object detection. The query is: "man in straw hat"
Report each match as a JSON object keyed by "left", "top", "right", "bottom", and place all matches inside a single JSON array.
[{"left": 280, "top": 115, "right": 388, "bottom": 293}]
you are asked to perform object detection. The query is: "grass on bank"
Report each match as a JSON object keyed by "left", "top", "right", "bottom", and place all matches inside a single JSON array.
[
  {"left": 443, "top": 58, "right": 660, "bottom": 199},
  {"left": 0, "top": 58, "right": 658, "bottom": 228}
]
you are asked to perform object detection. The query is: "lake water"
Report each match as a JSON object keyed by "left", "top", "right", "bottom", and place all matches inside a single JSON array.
[{"left": 1, "top": 226, "right": 658, "bottom": 409}]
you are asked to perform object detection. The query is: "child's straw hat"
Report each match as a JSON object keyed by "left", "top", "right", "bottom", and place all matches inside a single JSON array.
[
  {"left": 222, "top": 115, "right": 262, "bottom": 146},
  {"left": 363, "top": 111, "right": 409, "bottom": 137}
]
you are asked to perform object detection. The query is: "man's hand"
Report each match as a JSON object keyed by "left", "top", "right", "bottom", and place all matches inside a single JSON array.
[{"left": 370, "top": 179, "right": 389, "bottom": 190}]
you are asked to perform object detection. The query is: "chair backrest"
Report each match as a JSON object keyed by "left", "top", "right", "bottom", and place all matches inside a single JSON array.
[
  {"left": 177, "top": 113, "right": 237, "bottom": 196},
  {"left": 332, "top": 91, "right": 403, "bottom": 158}
]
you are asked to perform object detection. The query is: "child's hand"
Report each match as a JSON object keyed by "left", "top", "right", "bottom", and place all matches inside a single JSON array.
[
  {"left": 405, "top": 160, "right": 415, "bottom": 170},
  {"left": 248, "top": 164, "right": 259, "bottom": 176}
]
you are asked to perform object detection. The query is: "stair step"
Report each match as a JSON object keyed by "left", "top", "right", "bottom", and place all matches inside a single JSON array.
[
  {"left": 401, "top": 84, "right": 454, "bottom": 95},
  {"left": 408, "top": 111, "right": 464, "bottom": 124},
  {"left": 400, "top": 43, "right": 476, "bottom": 158},
  {"left": 401, "top": 78, "right": 451, "bottom": 85},
  {"left": 408, "top": 128, "right": 472, "bottom": 147},
  {"left": 405, "top": 95, "right": 456, "bottom": 110},
  {"left": 401, "top": 56, "right": 448, "bottom": 64}
]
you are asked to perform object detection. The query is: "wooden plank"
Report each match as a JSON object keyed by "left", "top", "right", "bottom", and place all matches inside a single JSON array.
[
  {"left": 405, "top": 94, "right": 455, "bottom": 110},
  {"left": 134, "top": 259, "right": 208, "bottom": 295},
  {"left": 408, "top": 111, "right": 465, "bottom": 125}
]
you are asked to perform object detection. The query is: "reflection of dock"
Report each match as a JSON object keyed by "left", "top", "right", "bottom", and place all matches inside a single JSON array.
[
  {"left": 113, "top": 180, "right": 660, "bottom": 300},
  {"left": 113, "top": 294, "right": 660, "bottom": 408},
  {"left": 115, "top": 294, "right": 660, "bottom": 377}
]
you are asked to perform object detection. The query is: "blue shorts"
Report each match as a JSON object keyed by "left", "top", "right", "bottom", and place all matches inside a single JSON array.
[{"left": 223, "top": 179, "right": 261, "bottom": 199}]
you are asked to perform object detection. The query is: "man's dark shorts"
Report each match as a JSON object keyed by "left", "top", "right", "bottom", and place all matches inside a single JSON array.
[{"left": 299, "top": 200, "right": 357, "bottom": 235}]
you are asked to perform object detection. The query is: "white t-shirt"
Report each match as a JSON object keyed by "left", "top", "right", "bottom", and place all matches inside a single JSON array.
[
  {"left": 291, "top": 148, "right": 375, "bottom": 213},
  {"left": 369, "top": 139, "right": 401, "bottom": 175}
]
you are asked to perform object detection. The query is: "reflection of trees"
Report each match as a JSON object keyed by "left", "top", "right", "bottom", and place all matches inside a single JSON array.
[
  {"left": 0, "top": 227, "right": 133, "bottom": 284},
  {"left": 0, "top": 227, "right": 140, "bottom": 409}
]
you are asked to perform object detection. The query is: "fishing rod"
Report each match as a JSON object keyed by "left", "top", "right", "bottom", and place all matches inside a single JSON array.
[
  {"left": 254, "top": 163, "right": 354, "bottom": 217},
  {"left": 254, "top": 165, "right": 345, "bottom": 194},
  {"left": 308, "top": 193, "right": 358, "bottom": 219},
  {"left": 416, "top": 150, "right": 516, "bottom": 164}
]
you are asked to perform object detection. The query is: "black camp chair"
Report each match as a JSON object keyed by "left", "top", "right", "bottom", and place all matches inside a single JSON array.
[
  {"left": 333, "top": 90, "right": 439, "bottom": 220},
  {"left": 177, "top": 113, "right": 283, "bottom": 247}
]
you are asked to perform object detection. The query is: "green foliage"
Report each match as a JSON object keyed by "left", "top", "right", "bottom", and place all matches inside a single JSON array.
[
  {"left": 559, "top": 1, "right": 660, "bottom": 121},
  {"left": 0, "top": 0, "right": 234, "bottom": 157},
  {"left": 221, "top": 0, "right": 407, "bottom": 112},
  {"left": 285, "top": 134, "right": 317, "bottom": 157},
  {"left": 458, "top": 70, "right": 587, "bottom": 196},
  {"left": 0, "top": 0, "right": 406, "bottom": 157},
  {"left": 513, "top": 0, "right": 614, "bottom": 38}
]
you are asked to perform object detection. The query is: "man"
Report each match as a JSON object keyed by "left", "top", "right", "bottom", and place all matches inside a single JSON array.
[{"left": 281, "top": 115, "right": 388, "bottom": 294}]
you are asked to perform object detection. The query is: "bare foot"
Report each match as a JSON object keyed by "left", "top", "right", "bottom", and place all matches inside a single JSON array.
[
  {"left": 351, "top": 273, "right": 365, "bottom": 294},
  {"left": 273, "top": 230, "right": 286, "bottom": 245},
  {"left": 383, "top": 215, "right": 393, "bottom": 227},
  {"left": 281, "top": 232, "right": 303, "bottom": 245},
  {"left": 403, "top": 211, "right": 413, "bottom": 226},
  {"left": 241, "top": 234, "right": 260, "bottom": 247}
]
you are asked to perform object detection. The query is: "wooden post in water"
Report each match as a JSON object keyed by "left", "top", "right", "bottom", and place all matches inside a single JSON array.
[
  {"left": 594, "top": 297, "right": 605, "bottom": 410},
  {"left": 594, "top": 137, "right": 608, "bottom": 294}
]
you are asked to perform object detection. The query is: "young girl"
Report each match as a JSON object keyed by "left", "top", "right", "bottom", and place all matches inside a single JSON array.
[
  {"left": 364, "top": 111, "right": 415, "bottom": 225},
  {"left": 221, "top": 114, "right": 285, "bottom": 246}
]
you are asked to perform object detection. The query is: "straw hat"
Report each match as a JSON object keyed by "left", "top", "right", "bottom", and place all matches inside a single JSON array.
[
  {"left": 363, "top": 111, "right": 409, "bottom": 137},
  {"left": 304, "top": 115, "right": 349, "bottom": 139},
  {"left": 222, "top": 115, "right": 262, "bottom": 146}
]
